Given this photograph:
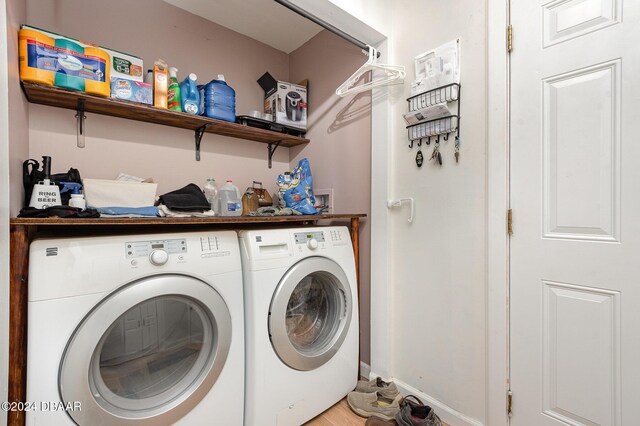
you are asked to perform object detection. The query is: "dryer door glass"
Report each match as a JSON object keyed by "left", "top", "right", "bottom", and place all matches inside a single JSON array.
[
  {"left": 60, "top": 275, "right": 232, "bottom": 425},
  {"left": 287, "top": 273, "right": 340, "bottom": 351},
  {"left": 269, "top": 257, "right": 353, "bottom": 371}
]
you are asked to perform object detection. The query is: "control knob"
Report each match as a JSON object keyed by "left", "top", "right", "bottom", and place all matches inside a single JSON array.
[
  {"left": 307, "top": 238, "right": 318, "bottom": 250},
  {"left": 149, "top": 249, "right": 169, "bottom": 266}
]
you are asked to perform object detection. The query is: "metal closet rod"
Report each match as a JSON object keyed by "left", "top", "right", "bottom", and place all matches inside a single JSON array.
[{"left": 273, "top": 0, "right": 380, "bottom": 57}]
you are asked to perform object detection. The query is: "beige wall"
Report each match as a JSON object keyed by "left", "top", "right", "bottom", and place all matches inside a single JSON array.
[
  {"left": 25, "top": 0, "right": 291, "bottom": 196},
  {"left": 289, "top": 30, "right": 372, "bottom": 364}
]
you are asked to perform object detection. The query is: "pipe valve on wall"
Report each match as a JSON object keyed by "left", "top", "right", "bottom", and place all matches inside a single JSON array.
[{"left": 387, "top": 198, "right": 414, "bottom": 223}]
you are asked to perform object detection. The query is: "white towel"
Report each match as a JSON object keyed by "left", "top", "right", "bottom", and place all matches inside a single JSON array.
[{"left": 158, "top": 204, "right": 216, "bottom": 218}]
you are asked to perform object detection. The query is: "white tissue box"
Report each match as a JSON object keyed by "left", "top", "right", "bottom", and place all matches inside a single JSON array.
[{"left": 83, "top": 178, "right": 157, "bottom": 208}]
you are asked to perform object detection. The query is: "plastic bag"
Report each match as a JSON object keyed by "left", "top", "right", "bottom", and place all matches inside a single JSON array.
[{"left": 277, "top": 158, "right": 317, "bottom": 215}]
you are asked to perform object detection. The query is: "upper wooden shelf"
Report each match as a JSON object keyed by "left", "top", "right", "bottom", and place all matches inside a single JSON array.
[
  {"left": 21, "top": 82, "right": 310, "bottom": 148},
  {"left": 10, "top": 214, "right": 366, "bottom": 227}
]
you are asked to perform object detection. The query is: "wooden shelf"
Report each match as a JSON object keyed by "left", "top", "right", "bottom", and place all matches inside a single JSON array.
[
  {"left": 10, "top": 214, "right": 365, "bottom": 227},
  {"left": 21, "top": 82, "right": 310, "bottom": 151}
]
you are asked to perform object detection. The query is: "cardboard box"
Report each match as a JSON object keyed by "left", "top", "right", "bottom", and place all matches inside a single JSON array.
[
  {"left": 258, "top": 72, "right": 307, "bottom": 130},
  {"left": 110, "top": 78, "right": 152, "bottom": 105},
  {"left": 22, "top": 25, "right": 143, "bottom": 82}
]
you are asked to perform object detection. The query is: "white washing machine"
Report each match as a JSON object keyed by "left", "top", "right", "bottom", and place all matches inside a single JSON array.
[
  {"left": 239, "top": 226, "right": 359, "bottom": 426},
  {"left": 26, "top": 231, "right": 244, "bottom": 426}
]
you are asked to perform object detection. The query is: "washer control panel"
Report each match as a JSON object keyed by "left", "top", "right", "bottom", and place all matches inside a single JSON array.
[
  {"left": 125, "top": 239, "right": 187, "bottom": 259},
  {"left": 294, "top": 231, "right": 325, "bottom": 244}
]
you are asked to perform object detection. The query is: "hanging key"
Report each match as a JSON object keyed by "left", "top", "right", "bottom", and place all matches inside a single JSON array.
[{"left": 430, "top": 145, "right": 438, "bottom": 161}]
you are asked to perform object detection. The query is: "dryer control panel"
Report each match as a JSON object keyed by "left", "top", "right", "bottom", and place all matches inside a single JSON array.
[
  {"left": 125, "top": 239, "right": 187, "bottom": 258},
  {"left": 293, "top": 231, "right": 326, "bottom": 244}
]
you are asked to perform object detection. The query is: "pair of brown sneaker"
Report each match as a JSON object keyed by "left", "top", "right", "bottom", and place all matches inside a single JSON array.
[{"left": 395, "top": 395, "right": 442, "bottom": 426}]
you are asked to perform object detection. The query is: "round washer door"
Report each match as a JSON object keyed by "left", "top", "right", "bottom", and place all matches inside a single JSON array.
[
  {"left": 269, "top": 257, "right": 353, "bottom": 371},
  {"left": 59, "top": 274, "right": 232, "bottom": 426}
]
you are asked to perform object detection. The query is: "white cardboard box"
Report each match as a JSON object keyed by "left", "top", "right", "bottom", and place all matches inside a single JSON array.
[{"left": 258, "top": 72, "right": 307, "bottom": 130}]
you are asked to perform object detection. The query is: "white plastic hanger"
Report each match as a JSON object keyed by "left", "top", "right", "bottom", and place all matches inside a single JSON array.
[{"left": 336, "top": 46, "right": 406, "bottom": 97}]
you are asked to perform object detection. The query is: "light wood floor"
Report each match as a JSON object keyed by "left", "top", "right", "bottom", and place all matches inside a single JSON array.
[
  {"left": 304, "top": 398, "right": 367, "bottom": 426},
  {"left": 304, "top": 398, "right": 449, "bottom": 426}
]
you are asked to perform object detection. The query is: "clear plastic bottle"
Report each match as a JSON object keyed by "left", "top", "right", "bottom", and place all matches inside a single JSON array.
[
  {"left": 144, "top": 69, "right": 153, "bottom": 84},
  {"left": 203, "top": 178, "right": 218, "bottom": 213},
  {"left": 217, "top": 180, "right": 242, "bottom": 216}
]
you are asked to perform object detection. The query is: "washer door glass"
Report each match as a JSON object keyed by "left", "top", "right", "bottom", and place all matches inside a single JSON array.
[
  {"left": 60, "top": 275, "right": 232, "bottom": 426},
  {"left": 92, "top": 296, "right": 209, "bottom": 409},
  {"left": 269, "top": 257, "right": 353, "bottom": 371}
]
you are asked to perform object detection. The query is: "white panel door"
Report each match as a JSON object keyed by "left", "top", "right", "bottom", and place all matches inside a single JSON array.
[{"left": 510, "top": 0, "right": 640, "bottom": 425}]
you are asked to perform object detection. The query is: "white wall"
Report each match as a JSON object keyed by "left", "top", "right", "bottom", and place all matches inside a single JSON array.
[
  {"left": 341, "top": 0, "right": 490, "bottom": 424},
  {"left": 0, "top": 0, "right": 10, "bottom": 421},
  {"left": 387, "top": 1, "right": 488, "bottom": 424},
  {"left": 327, "top": 0, "right": 392, "bottom": 37}
]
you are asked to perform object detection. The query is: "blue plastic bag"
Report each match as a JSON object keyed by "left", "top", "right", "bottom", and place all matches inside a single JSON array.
[{"left": 277, "top": 158, "right": 317, "bottom": 215}]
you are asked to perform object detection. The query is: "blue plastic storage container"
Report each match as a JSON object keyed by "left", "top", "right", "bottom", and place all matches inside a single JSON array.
[{"left": 199, "top": 76, "right": 236, "bottom": 123}]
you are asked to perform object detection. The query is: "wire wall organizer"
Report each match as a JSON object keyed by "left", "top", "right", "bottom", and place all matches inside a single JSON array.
[{"left": 406, "top": 83, "right": 461, "bottom": 144}]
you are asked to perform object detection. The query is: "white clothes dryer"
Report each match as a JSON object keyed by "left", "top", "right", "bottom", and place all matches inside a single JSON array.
[
  {"left": 239, "top": 226, "right": 359, "bottom": 426},
  {"left": 26, "top": 231, "right": 244, "bottom": 426}
]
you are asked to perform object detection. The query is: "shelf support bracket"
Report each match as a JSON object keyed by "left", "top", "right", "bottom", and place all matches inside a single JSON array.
[
  {"left": 74, "top": 99, "right": 86, "bottom": 148},
  {"left": 267, "top": 140, "right": 283, "bottom": 169},
  {"left": 194, "top": 124, "right": 209, "bottom": 161}
]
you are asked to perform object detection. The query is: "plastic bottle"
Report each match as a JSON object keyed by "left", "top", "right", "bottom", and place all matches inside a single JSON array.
[
  {"left": 200, "top": 74, "right": 236, "bottom": 122},
  {"left": 69, "top": 192, "right": 86, "bottom": 210},
  {"left": 180, "top": 73, "right": 200, "bottom": 115},
  {"left": 167, "top": 67, "right": 182, "bottom": 111},
  {"left": 203, "top": 178, "right": 218, "bottom": 213},
  {"left": 217, "top": 180, "right": 242, "bottom": 216},
  {"left": 144, "top": 69, "right": 153, "bottom": 84}
]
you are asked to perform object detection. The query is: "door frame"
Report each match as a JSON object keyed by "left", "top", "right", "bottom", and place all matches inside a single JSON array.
[{"left": 486, "top": 0, "right": 510, "bottom": 424}]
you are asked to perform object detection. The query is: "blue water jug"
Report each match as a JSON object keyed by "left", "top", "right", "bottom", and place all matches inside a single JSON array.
[
  {"left": 200, "top": 75, "right": 236, "bottom": 123},
  {"left": 180, "top": 73, "right": 200, "bottom": 115}
]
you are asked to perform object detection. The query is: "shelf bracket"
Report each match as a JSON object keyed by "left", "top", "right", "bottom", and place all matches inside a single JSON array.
[
  {"left": 194, "top": 124, "right": 209, "bottom": 161},
  {"left": 267, "top": 140, "right": 283, "bottom": 169},
  {"left": 74, "top": 99, "right": 86, "bottom": 148}
]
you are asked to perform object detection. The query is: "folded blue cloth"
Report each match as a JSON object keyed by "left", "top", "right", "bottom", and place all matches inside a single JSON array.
[{"left": 97, "top": 206, "right": 159, "bottom": 217}]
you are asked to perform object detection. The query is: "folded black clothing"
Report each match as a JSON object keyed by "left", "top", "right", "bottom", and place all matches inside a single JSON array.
[
  {"left": 18, "top": 206, "right": 100, "bottom": 218},
  {"left": 158, "top": 183, "right": 210, "bottom": 212}
]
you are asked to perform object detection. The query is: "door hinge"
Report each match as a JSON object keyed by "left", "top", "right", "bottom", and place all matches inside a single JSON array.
[
  {"left": 507, "top": 390, "right": 513, "bottom": 416},
  {"left": 507, "top": 25, "right": 513, "bottom": 53},
  {"left": 507, "top": 209, "right": 513, "bottom": 235}
]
